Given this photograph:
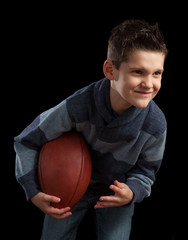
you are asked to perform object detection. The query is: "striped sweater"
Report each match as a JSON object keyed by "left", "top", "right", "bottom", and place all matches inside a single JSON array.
[{"left": 14, "top": 78, "right": 167, "bottom": 204}]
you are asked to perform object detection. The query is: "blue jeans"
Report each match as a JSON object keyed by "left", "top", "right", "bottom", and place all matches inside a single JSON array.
[{"left": 40, "top": 191, "right": 134, "bottom": 240}]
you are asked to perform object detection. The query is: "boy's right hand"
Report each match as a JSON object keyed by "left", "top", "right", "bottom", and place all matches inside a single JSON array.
[{"left": 31, "top": 192, "right": 72, "bottom": 219}]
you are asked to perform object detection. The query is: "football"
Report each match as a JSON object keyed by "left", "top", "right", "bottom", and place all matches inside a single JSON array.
[{"left": 38, "top": 131, "right": 92, "bottom": 209}]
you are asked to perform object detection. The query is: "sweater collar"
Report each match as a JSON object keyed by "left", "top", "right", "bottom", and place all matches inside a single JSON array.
[{"left": 94, "top": 78, "right": 146, "bottom": 128}]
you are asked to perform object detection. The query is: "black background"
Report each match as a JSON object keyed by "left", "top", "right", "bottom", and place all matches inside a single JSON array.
[{"left": 4, "top": 2, "right": 186, "bottom": 239}]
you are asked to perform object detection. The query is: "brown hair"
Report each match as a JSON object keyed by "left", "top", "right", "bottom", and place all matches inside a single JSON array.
[{"left": 107, "top": 19, "right": 168, "bottom": 69}]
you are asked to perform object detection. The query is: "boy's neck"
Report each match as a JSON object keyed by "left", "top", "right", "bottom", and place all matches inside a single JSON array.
[{"left": 110, "top": 86, "right": 132, "bottom": 115}]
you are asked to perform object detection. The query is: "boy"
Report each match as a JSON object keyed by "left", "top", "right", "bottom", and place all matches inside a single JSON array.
[{"left": 14, "top": 19, "right": 168, "bottom": 240}]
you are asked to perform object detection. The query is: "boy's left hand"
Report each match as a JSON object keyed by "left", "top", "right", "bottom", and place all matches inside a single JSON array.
[{"left": 94, "top": 180, "right": 133, "bottom": 209}]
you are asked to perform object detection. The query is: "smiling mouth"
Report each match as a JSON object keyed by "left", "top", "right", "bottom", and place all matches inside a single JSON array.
[{"left": 134, "top": 91, "right": 152, "bottom": 96}]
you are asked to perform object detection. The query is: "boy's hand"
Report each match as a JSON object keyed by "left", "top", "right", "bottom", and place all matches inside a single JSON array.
[
  {"left": 94, "top": 180, "right": 133, "bottom": 209},
  {"left": 31, "top": 192, "right": 72, "bottom": 219}
]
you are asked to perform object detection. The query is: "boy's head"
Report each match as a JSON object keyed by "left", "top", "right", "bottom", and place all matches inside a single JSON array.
[
  {"left": 103, "top": 19, "right": 168, "bottom": 113},
  {"left": 107, "top": 19, "right": 168, "bottom": 69}
]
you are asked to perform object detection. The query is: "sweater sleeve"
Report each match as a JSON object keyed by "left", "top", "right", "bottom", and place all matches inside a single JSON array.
[
  {"left": 14, "top": 99, "right": 74, "bottom": 200},
  {"left": 126, "top": 129, "right": 167, "bottom": 203}
]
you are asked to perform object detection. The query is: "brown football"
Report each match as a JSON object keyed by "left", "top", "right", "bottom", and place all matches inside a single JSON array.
[{"left": 38, "top": 131, "right": 92, "bottom": 209}]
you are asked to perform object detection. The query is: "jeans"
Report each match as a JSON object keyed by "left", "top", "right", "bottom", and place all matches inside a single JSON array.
[{"left": 40, "top": 190, "right": 134, "bottom": 240}]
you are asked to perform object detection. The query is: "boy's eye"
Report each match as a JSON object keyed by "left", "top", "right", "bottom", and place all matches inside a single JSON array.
[
  {"left": 132, "top": 70, "right": 142, "bottom": 74},
  {"left": 153, "top": 71, "right": 162, "bottom": 76}
]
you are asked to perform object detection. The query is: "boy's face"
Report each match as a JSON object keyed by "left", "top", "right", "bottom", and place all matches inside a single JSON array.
[{"left": 109, "top": 50, "right": 165, "bottom": 113}]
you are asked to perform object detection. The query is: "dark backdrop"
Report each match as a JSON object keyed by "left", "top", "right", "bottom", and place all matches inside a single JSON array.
[{"left": 4, "top": 3, "right": 185, "bottom": 239}]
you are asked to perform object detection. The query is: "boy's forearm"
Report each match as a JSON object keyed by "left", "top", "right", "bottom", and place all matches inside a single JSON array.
[{"left": 16, "top": 168, "right": 42, "bottom": 201}]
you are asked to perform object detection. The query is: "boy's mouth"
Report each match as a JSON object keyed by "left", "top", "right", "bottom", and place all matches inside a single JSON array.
[
  {"left": 134, "top": 90, "right": 152, "bottom": 95},
  {"left": 134, "top": 90, "right": 153, "bottom": 98}
]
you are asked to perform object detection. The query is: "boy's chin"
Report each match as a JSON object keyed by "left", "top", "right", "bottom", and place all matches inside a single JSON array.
[{"left": 133, "top": 100, "right": 151, "bottom": 109}]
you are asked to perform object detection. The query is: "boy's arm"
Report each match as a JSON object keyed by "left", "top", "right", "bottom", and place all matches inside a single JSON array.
[
  {"left": 126, "top": 129, "right": 167, "bottom": 203},
  {"left": 14, "top": 99, "right": 74, "bottom": 201},
  {"left": 95, "top": 129, "right": 166, "bottom": 208}
]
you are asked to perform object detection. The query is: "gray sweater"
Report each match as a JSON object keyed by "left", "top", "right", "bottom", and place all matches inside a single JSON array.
[{"left": 14, "top": 78, "right": 167, "bottom": 204}]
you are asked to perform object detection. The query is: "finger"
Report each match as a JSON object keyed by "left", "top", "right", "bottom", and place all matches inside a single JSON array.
[
  {"left": 99, "top": 195, "right": 116, "bottom": 202},
  {"left": 52, "top": 207, "right": 71, "bottom": 215},
  {"left": 47, "top": 206, "right": 71, "bottom": 217},
  {"left": 53, "top": 207, "right": 72, "bottom": 219},
  {"left": 51, "top": 211, "right": 72, "bottom": 219},
  {"left": 113, "top": 180, "right": 126, "bottom": 188},
  {"left": 109, "top": 184, "right": 122, "bottom": 194},
  {"left": 94, "top": 201, "right": 119, "bottom": 209},
  {"left": 44, "top": 194, "right": 61, "bottom": 203},
  {"left": 99, "top": 195, "right": 120, "bottom": 203}
]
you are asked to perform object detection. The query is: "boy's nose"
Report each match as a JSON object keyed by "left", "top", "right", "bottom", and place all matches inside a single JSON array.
[{"left": 141, "top": 76, "right": 153, "bottom": 89}]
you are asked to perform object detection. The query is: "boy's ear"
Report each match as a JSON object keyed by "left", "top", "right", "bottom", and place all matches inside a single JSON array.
[{"left": 103, "top": 60, "right": 116, "bottom": 80}]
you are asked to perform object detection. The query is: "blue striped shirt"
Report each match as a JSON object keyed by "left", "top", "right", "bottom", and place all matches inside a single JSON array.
[{"left": 14, "top": 78, "right": 167, "bottom": 203}]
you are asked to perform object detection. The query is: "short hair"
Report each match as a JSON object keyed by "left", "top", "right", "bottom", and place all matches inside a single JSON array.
[{"left": 107, "top": 19, "right": 168, "bottom": 69}]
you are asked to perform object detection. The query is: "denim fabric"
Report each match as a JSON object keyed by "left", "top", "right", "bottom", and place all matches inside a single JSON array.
[{"left": 40, "top": 191, "right": 134, "bottom": 240}]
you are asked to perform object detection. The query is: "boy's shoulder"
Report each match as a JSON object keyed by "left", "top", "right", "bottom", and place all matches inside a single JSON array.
[
  {"left": 69, "top": 78, "right": 106, "bottom": 97},
  {"left": 67, "top": 78, "right": 107, "bottom": 103},
  {"left": 142, "top": 100, "right": 167, "bottom": 137},
  {"left": 65, "top": 78, "right": 106, "bottom": 119}
]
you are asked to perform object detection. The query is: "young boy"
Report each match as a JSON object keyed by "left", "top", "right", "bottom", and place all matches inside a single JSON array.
[{"left": 14, "top": 19, "right": 168, "bottom": 240}]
